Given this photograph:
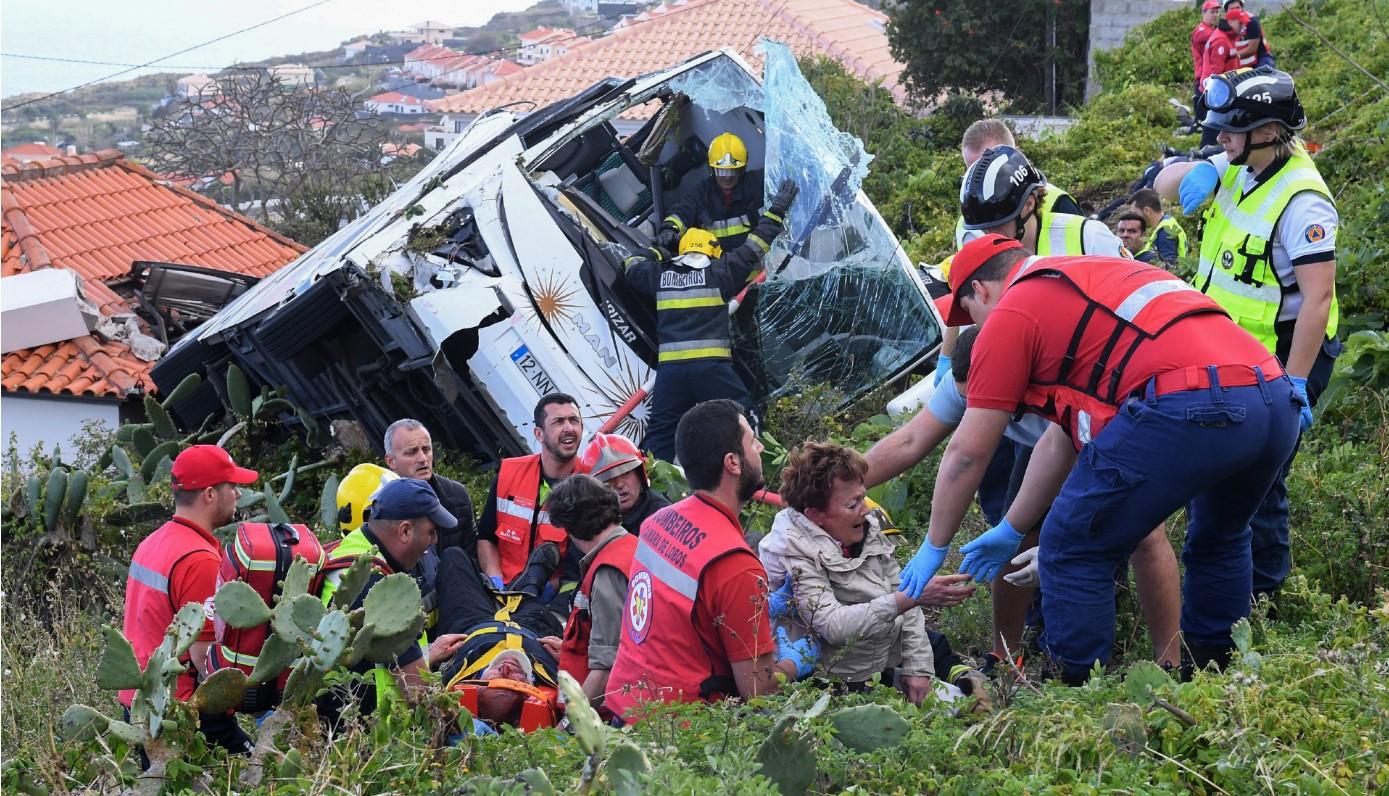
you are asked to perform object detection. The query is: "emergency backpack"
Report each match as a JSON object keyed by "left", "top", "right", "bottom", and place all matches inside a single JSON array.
[{"left": 209, "top": 522, "right": 326, "bottom": 712}]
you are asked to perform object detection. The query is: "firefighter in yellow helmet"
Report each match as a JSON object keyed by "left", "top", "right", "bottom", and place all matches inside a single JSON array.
[
  {"left": 624, "top": 178, "right": 798, "bottom": 461},
  {"left": 657, "top": 132, "right": 768, "bottom": 254},
  {"left": 336, "top": 463, "right": 399, "bottom": 534}
]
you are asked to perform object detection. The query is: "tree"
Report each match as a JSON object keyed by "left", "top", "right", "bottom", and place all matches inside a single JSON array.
[
  {"left": 144, "top": 70, "right": 421, "bottom": 245},
  {"left": 886, "top": 0, "right": 1091, "bottom": 114}
]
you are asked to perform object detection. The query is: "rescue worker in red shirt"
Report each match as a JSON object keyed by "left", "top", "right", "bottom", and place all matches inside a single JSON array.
[
  {"left": 606, "top": 399, "right": 818, "bottom": 720},
  {"left": 1199, "top": 23, "right": 1241, "bottom": 146},
  {"left": 549, "top": 474, "right": 638, "bottom": 714},
  {"left": 1191, "top": 0, "right": 1222, "bottom": 91},
  {"left": 122, "top": 445, "right": 259, "bottom": 755},
  {"left": 476, "top": 393, "right": 584, "bottom": 602},
  {"left": 897, "top": 235, "right": 1300, "bottom": 683}
]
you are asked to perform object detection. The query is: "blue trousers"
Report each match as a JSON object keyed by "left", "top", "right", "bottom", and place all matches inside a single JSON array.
[
  {"left": 1249, "top": 339, "right": 1340, "bottom": 597},
  {"left": 643, "top": 360, "right": 751, "bottom": 462},
  {"left": 1039, "top": 369, "right": 1300, "bottom": 681}
]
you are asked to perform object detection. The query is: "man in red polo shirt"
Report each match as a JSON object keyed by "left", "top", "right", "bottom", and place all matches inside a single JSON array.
[
  {"left": 122, "top": 444, "right": 259, "bottom": 753},
  {"left": 1191, "top": 0, "right": 1222, "bottom": 90},
  {"left": 897, "top": 235, "right": 1300, "bottom": 684},
  {"left": 606, "top": 399, "right": 817, "bottom": 720}
]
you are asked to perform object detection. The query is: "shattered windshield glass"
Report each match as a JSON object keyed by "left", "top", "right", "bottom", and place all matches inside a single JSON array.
[{"left": 674, "top": 41, "right": 941, "bottom": 404}]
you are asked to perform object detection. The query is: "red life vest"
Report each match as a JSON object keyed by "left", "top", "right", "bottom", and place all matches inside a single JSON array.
[
  {"left": 1007, "top": 256, "right": 1227, "bottom": 450},
  {"left": 121, "top": 517, "right": 218, "bottom": 707},
  {"left": 605, "top": 495, "right": 757, "bottom": 719},
  {"left": 494, "top": 454, "right": 569, "bottom": 582},
  {"left": 451, "top": 678, "right": 560, "bottom": 733},
  {"left": 559, "top": 531, "right": 638, "bottom": 686}
]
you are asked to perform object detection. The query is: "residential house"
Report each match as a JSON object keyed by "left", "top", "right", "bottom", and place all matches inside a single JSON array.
[
  {"left": 389, "top": 20, "right": 455, "bottom": 45},
  {"left": 176, "top": 73, "right": 221, "bottom": 100},
  {"left": 364, "top": 91, "right": 428, "bottom": 115},
  {"left": 424, "top": 113, "right": 471, "bottom": 151},
  {"left": 268, "top": 63, "right": 315, "bottom": 88},
  {"left": 562, "top": 0, "right": 600, "bottom": 13},
  {"left": 0, "top": 151, "right": 305, "bottom": 454},
  {"left": 0, "top": 143, "right": 68, "bottom": 163},
  {"left": 426, "top": 0, "right": 910, "bottom": 147},
  {"left": 517, "top": 27, "right": 579, "bottom": 65},
  {"left": 340, "top": 37, "right": 371, "bottom": 61}
]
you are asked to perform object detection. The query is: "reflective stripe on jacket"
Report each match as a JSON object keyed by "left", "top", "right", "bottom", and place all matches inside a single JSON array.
[
  {"left": 494, "top": 454, "right": 568, "bottom": 582},
  {"left": 560, "top": 531, "right": 638, "bottom": 686},
  {"left": 1196, "top": 148, "right": 1337, "bottom": 353},
  {"left": 1007, "top": 256, "right": 1228, "bottom": 449},
  {"left": 605, "top": 495, "right": 758, "bottom": 718},
  {"left": 121, "top": 517, "right": 218, "bottom": 707},
  {"left": 625, "top": 212, "right": 784, "bottom": 363},
  {"left": 663, "top": 169, "right": 765, "bottom": 249}
]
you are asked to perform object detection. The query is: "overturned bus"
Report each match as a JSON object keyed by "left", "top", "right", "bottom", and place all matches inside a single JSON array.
[{"left": 152, "top": 43, "right": 943, "bottom": 463}]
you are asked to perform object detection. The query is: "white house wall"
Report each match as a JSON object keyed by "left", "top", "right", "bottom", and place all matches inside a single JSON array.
[{"left": 1, "top": 394, "right": 121, "bottom": 458}]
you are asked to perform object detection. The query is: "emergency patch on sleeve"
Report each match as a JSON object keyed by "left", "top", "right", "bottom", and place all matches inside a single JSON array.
[{"left": 1303, "top": 224, "right": 1326, "bottom": 243}]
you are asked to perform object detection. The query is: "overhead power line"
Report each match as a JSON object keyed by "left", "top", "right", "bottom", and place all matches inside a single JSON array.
[
  {"left": 4, "top": 0, "right": 336, "bottom": 111},
  {"left": 2, "top": 0, "right": 727, "bottom": 107}
]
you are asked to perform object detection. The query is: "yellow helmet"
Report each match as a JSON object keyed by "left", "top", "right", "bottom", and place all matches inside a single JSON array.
[
  {"left": 676, "top": 228, "right": 722, "bottom": 268},
  {"left": 336, "top": 463, "right": 399, "bottom": 533},
  {"left": 707, "top": 132, "right": 747, "bottom": 174},
  {"left": 939, "top": 254, "right": 954, "bottom": 281},
  {"left": 864, "top": 496, "right": 901, "bottom": 536}
]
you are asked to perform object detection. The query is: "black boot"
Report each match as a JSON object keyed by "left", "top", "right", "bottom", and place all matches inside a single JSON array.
[
  {"left": 1180, "top": 643, "right": 1233, "bottom": 681},
  {"left": 506, "top": 542, "right": 561, "bottom": 597}
]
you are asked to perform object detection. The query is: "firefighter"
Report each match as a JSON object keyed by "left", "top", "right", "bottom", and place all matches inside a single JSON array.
[
  {"left": 625, "top": 180, "right": 798, "bottom": 462},
  {"left": 657, "top": 132, "right": 765, "bottom": 252},
  {"left": 334, "top": 462, "right": 398, "bottom": 534},
  {"left": 578, "top": 432, "right": 670, "bottom": 534}
]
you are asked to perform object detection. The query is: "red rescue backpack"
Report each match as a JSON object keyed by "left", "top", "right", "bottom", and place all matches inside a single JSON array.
[{"left": 209, "top": 522, "right": 326, "bottom": 712}]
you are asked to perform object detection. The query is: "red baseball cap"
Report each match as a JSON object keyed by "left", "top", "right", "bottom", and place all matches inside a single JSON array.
[
  {"left": 171, "top": 445, "right": 259, "bottom": 490},
  {"left": 933, "top": 234, "right": 1026, "bottom": 326},
  {"left": 1201, "top": 0, "right": 1220, "bottom": 10},
  {"left": 1226, "top": 8, "right": 1250, "bottom": 23}
]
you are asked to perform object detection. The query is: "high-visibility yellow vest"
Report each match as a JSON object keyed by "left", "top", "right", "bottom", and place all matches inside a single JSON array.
[
  {"left": 1035, "top": 212, "right": 1088, "bottom": 256},
  {"left": 1195, "top": 149, "right": 1338, "bottom": 352},
  {"left": 319, "top": 528, "right": 429, "bottom": 711},
  {"left": 954, "top": 183, "right": 1080, "bottom": 251},
  {"left": 1137, "top": 215, "right": 1189, "bottom": 262}
]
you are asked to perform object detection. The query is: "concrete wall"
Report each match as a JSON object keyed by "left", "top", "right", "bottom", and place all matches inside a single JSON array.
[
  {"left": 1, "top": 394, "right": 121, "bottom": 459},
  {"left": 1086, "top": 0, "right": 1294, "bottom": 97}
]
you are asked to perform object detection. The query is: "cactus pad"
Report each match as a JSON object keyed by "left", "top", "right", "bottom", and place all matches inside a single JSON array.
[
  {"left": 263, "top": 485, "right": 291, "bottom": 525},
  {"left": 319, "top": 474, "right": 341, "bottom": 532},
  {"left": 170, "top": 602, "right": 207, "bottom": 656},
  {"left": 192, "top": 668, "right": 250, "bottom": 714},
  {"left": 280, "top": 660, "right": 324, "bottom": 706},
  {"left": 250, "top": 633, "right": 300, "bottom": 684},
  {"left": 95, "top": 626, "right": 144, "bottom": 690},
  {"left": 558, "top": 670, "right": 606, "bottom": 756},
  {"left": 63, "top": 470, "right": 88, "bottom": 525},
  {"left": 213, "top": 581, "right": 272, "bottom": 628},
  {"left": 272, "top": 594, "right": 325, "bottom": 645},
  {"left": 828, "top": 704, "right": 911, "bottom": 752},
  {"left": 330, "top": 551, "right": 378, "bottom": 610},
  {"left": 107, "top": 719, "right": 144, "bottom": 746},
  {"left": 756, "top": 714, "right": 816, "bottom": 795},
  {"left": 60, "top": 704, "right": 111, "bottom": 742},
  {"left": 132, "top": 427, "right": 157, "bottom": 459},
  {"left": 140, "top": 441, "right": 180, "bottom": 483},
  {"left": 280, "top": 556, "right": 315, "bottom": 600},
  {"left": 605, "top": 742, "right": 651, "bottom": 796},
  {"left": 308, "top": 611, "right": 352, "bottom": 671},
  {"left": 358, "top": 613, "right": 426, "bottom": 664},
  {"left": 145, "top": 394, "right": 178, "bottom": 440},
  {"left": 226, "top": 364, "right": 253, "bottom": 418},
  {"left": 362, "top": 573, "right": 422, "bottom": 637},
  {"left": 163, "top": 372, "right": 202, "bottom": 409},
  {"left": 43, "top": 468, "right": 67, "bottom": 530}
]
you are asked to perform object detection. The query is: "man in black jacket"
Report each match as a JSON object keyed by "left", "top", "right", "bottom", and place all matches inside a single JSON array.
[{"left": 384, "top": 418, "right": 476, "bottom": 555}]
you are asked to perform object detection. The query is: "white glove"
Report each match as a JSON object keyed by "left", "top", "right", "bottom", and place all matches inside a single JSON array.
[{"left": 1002, "top": 547, "right": 1039, "bottom": 588}]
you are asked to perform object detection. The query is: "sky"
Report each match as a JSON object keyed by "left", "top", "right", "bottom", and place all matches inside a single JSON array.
[{"left": 1, "top": 0, "right": 535, "bottom": 99}]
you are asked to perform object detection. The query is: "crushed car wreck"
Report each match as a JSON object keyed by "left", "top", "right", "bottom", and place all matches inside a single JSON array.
[{"left": 152, "top": 41, "right": 943, "bottom": 463}]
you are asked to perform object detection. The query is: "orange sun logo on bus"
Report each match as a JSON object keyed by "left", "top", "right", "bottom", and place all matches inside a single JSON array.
[{"left": 529, "top": 272, "right": 581, "bottom": 327}]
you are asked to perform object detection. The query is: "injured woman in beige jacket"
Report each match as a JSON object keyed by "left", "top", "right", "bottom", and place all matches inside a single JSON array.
[{"left": 759, "top": 442, "right": 991, "bottom": 709}]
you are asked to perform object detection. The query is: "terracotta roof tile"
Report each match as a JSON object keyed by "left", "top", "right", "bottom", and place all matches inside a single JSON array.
[
  {"left": 2, "top": 149, "right": 306, "bottom": 399},
  {"left": 428, "top": 0, "right": 907, "bottom": 120}
]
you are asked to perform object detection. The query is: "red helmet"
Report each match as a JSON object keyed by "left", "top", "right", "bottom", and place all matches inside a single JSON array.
[{"left": 579, "top": 433, "right": 646, "bottom": 485}]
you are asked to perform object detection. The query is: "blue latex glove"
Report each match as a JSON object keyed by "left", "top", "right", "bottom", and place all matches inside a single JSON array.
[
  {"left": 775, "top": 626, "right": 818, "bottom": 680},
  {"left": 899, "top": 539, "right": 950, "bottom": 599},
  {"left": 488, "top": 575, "right": 505, "bottom": 591},
  {"left": 959, "top": 519, "right": 1025, "bottom": 585},
  {"left": 933, "top": 354, "right": 953, "bottom": 387},
  {"left": 767, "top": 576, "right": 795, "bottom": 619},
  {"left": 1289, "top": 376, "right": 1314, "bottom": 432},
  {"left": 1179, "top": 161, "right": 1219, "bottom": 215}
]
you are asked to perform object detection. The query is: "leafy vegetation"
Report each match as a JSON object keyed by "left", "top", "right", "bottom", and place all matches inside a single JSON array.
[{"left": 3, "top": 1, "right": 1387, "bottom": 791}]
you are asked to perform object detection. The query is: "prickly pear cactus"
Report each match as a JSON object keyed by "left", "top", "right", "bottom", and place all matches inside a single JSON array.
[
  {"left": 558, "top": 670, "right": 607, "bottom": 757},
  {"left": 192, "top": 668, "right": 250, "bottom": 714},
  {"left": 757, "top": 713, "right": 817, "bottom": 795},
  {"left": 828, "top": 703, "right": 911, "bottom": 752},
  {"left": 361, "top": 573, "right": 422, "bottom": 637},
  {"left": 94, "top": 627, "right": 143, "bottom": 690},
  {"left": 213, "top": 580, "right": 273, "bottom": 628}
]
